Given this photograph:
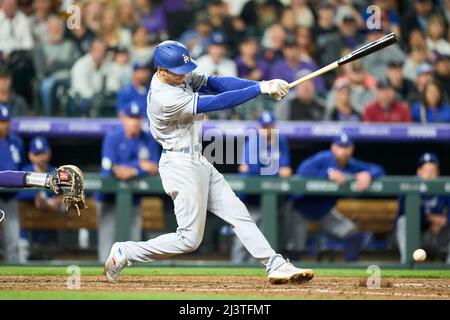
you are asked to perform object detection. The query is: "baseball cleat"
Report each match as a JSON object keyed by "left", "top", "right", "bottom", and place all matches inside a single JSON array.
[
  {"left": 268, "top": 262, "right": 314, "bottom": 285},
  {"left": 104, "top": 242, "right": 128, "bottom": 283}
]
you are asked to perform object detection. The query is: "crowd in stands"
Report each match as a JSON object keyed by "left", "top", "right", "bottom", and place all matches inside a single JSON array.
[{"left": 0, "top": 0, "right": 449, "bottom": 122}]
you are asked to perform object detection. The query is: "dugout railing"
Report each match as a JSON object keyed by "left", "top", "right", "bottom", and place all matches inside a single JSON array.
[{"left": 75, "top": 174, "right": 449, "bottom": 267}]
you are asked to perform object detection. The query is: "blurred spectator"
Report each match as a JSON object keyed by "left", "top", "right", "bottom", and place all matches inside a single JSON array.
[
  {"left": 240, "top": 0, "right": 284, "bottom": 30},
  {"left": 0, "top": 104, "right": 25, "bottom": 263},
  {"left": 16, "top": 137, "right": 62, "bottom": 262},
  {"left": 296, "top": 26, "right": 318, "bottom": 65},
  {"left": 197, "top": 34, "right": 238, "bottom": 119},
  {"left": 83, "top": 0, "right": 104, "bottom": 34},
  {"left": 207, "top": 0, "right": 231, "bottom": 32},
  {"left": 233, "top": 36, "right": 273, "bottom": 120},
  {"left": 94, "top": 102, "right": 160, "bottom": 262},
  {"left": 105, "top": 47, "right": 132, "bottom": 93},
  {"left": 312, "top": 2, "right": 338, "bottom": 44},
  {"left": 280, "top": 7, "right": 297, "bottom": 38},
  {"left": 29, "top": 0, "right": 53, "bottom": 44},
  {"left": 269, "top": 38, "right": 325, "bottom": 95},
  {"left": 362, "top": 29, "right": 406, "bottom": 81},
  {"left": 363, "top": 0, "right": 401, "bottom": 37},
  {"left": 162, "top": 0, "right": 190, "bottom": 39},
  {"left": 396, "top": 153, "right": 450, "bottom": 264},
  {"left": 425, "top": 15, "right": 450, "bottom": 55},
  {"left": 99, "top": 6, "right": 132, "bottom": 52},
  {"left": 286, "top": 134, "right": 385, "bottom": 261},
  {"left": 385, "top": 61, "right": 417, "bottom": 106},
  {"left": 235, "top": 36, "right": 269, "bottom": 81},
  {"left": 130, "top": 26, "right": 155, "bottom": 65},
  {"left": 411, "top": 62, "right": 435, "bottom": 102},
  {"left": 65, "top": 4, "right": 97, "bottom": 55},
  {"left": 363, "top": 79, "right": 412, "bottom": 123},
  {"left": 116, "top": 62, "right": 151, "bottom": 117},
  {"left": 402, "top": 30, "right": 431, "bottom": 81},
  {"left": 0, "top": 0, "right": 35, "bottom": 104},
  {"left": 179, "top": 13, "right": 222, "bottom": 59},
  {"left": 261, "top": 23, "right": 287, "bottom": 62},
  {"left": 327, "top": 60, "right": 376, "bottom": 114},
  {"left": 33, "top": 15, "right": 81, "bottom": 116},
  {"left": 196, "top": 34, "right": 237, "bottom": 77},
  {"left": 445, "top": 0, "right": 450, "bottom": 22},
  {"left": 316, "top": 11, "right": 364, "bottom": 67},
  {"left": 433, "top": 54, "right": 450, "bottom": 99},
  {"left": 275, "top": 69, "right": 325, "bottom": 121},
  {"left": 291, "top": 0, "right": 314, "bottom": 28},
  {"left": 231, "top": 111, "right": 291, "bottom": 263},
  {"left": 0, "top": 0, "right": 34, "bottom": 59},
  {"left": 327, "top": 78, "right": 360, "bottom": 122},
  {"left": 118, "top": 0, "right": 139, "bottom": 32},
  {"left": 411, "top": 80, "right": 450, "bottom": 123},
  {"left": 334, "top": 3, "right": 365, "bottom": 29},
  {"left": 138, "top": 0, "right": 168, "bottom": 40},
  {"left": 0, "top": 65, "right": 28, "bottom": 116},
  {"left": 401, "top": 0, "right": 435, "bottom": 43},
  {"left": 68, "top": 39, "right": 109, "bottom": 116}
]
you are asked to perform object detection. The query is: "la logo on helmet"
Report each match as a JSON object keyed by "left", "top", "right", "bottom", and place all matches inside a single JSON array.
[{"left": 182, "top": 54, "right": 190, "bottom": 64}]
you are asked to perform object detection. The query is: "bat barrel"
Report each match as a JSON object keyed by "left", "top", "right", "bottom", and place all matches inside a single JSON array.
[{"left": 338, "top": 32, "right": 398, "bottom": 66}]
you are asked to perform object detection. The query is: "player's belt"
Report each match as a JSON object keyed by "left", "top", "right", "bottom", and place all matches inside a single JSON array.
[{"left": 162, "top": 144, "right": 202, "bottom": 154}]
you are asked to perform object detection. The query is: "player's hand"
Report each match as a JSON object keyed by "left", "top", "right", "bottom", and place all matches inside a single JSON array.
[
  {"left": 113, "top": 166, "right": 138, "bottom": 181},
  {"left": 354, "top": 171, "right": 372, "bottom": 192},
  {"left": 269, "top": 79, "right": 289, "bottom": 100},
  {"left": 139, "top": 160, "right": 158, "bottom": 175},
  {"left": 328, "top": 169, "right": 347, "bottom": 186}
]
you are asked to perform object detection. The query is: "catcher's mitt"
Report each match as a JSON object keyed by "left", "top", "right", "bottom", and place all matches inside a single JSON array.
[{"left": 49, "top": 165, "right": 87, "bottom": 216}]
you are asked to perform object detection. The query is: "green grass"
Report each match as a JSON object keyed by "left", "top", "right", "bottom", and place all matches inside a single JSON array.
[
  {"left": 0, "top": 266, "right": 449, "bottom": 300},
  {"left": 1, "top": 266, "right": 450, "bottom": 278}
]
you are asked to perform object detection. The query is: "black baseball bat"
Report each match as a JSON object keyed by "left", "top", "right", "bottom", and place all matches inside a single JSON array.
[{"left": 288, "top": 32, "right": 398, "bottom": 89}]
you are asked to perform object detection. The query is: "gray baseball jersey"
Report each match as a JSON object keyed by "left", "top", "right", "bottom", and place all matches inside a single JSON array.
[{"left": 146, "top": 71, "right": 208, "bottom": 150}]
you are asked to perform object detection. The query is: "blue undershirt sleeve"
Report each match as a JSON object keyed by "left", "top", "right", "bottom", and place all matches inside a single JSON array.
[{"left": 199, "top": 76, "right": 259, "bottom": 94}]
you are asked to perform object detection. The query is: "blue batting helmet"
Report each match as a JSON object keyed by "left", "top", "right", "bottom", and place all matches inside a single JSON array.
[{"left": 153, "top": 40, "right": 197, "bottom": 75}]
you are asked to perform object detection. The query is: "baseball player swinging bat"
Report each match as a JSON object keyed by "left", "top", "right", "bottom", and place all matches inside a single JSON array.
[{"left": 288, "top": 32, "right": 398, "bottom": 89}]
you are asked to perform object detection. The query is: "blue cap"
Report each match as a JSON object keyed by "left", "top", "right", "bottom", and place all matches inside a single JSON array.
[
  {"left": 29, "top": 136, "right": 50, "bottom": 154},
  {"left": 418, "top": 152, "right": 439, "bottom": 167},
  {"left": 210, "top": 33, "right": 226, "bottom": 46},
  {"left": 258, "top": 111, "right": 276, "bottom": 127},
  {"left": 123, "top": 101, "right": 142, "bottom": 118},
  {"left": 153, "top": 40, "right": 198, "bottom": 75},
  {"left": 0, "top": 104, "right": 10, "bottom": 120},
  {"left": 416, "top": 63, "right": 433, "bottom": 76},
  {"left": 333, "top": 133, "right": 353, "bottom": 147},
  {"left": 132, "top": 62, "right": 151, "bottom": 71}
]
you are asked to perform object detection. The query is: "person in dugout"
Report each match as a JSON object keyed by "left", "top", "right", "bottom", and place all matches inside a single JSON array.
[
  {"left": 286, "top": 133, "right": 385, "bottom": 261},
  {"left": 230, "top": 111, "right": 292, "bottom": 264},
  {"left": 396, "top": 153, "right": 450, "bottom": 264}
]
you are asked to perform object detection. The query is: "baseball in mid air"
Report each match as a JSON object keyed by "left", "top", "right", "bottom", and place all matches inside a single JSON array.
[{"left": 413, "top": 249, "right": 427, "bottom": 262}]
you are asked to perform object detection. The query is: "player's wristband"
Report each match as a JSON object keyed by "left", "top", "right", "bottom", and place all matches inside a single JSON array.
[{"left": 25, "top": 172, "right": 50, "bottom": 188}]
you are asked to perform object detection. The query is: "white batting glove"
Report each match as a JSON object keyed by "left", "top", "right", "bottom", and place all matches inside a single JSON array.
[
  {"left": 268, "top": 79, "right": 289, "bottom": 101},
  {"left": 259, "top": 80, "right": 273, "bottom": 95}
]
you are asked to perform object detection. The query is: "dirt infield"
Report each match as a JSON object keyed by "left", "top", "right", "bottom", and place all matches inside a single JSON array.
[{"left": 1, "top": 275, "right": 450, "bottom": 299}]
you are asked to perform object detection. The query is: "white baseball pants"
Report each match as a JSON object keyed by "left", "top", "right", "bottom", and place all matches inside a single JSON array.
[{"left": 120, "top": 150, "right": 286, "bottom": 273}]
